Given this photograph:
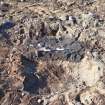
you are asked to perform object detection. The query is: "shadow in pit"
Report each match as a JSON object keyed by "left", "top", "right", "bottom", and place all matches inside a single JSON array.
[
  {"left": 0, "top": 89, "right": 4, "bottom": 100},
  {"left": 21, "top": 56, "right": 47, "bottom": 94},
  {"left": 75, "top": 93, "right": 84, "bottom": 105},
  {"left": 0, "top": 21, "right": 15, "bottom": 44}
]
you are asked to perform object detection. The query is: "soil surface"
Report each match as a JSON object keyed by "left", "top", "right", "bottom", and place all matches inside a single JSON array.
[{"left": 1, "top": 0, "right": 105, "bottom": 105}]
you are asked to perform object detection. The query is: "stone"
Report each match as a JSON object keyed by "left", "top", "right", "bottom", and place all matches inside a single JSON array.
[{"left": 78, "top": 54, "right": 104, "bottom": 86}]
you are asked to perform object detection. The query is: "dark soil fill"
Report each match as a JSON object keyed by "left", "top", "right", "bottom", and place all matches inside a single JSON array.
[{"left": 21, "top": 56, "right": 47, "bottom": 94}]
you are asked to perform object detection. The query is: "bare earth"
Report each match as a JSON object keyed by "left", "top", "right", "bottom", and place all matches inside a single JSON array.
[{"left": 1, "top": 0, "right": 105, "bottom": 105}]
